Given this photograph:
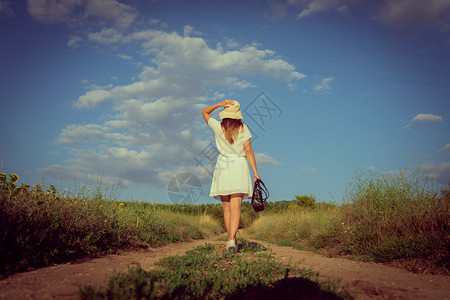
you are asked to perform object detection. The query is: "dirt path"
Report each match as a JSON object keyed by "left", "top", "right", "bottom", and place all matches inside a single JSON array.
[
  {"left": 0, "top": 237, "right": 218, "bottom": 300},
  {"left": 0, "top": 235, "right": 449, "bottom": 299},
  {"left": 259, "top": 240, "right": 449, "bottom": 300}
]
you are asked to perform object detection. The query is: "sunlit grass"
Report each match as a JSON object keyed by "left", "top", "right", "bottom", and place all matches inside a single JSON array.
[
  {"left": 246, "top": 167, "right": 449, "bottom": 273},
  {"left": 341, "top": 167, "right": 449, "bottom": 265},
  {"left": 247, "top": 205, "right": 342, "bottom": 249}
]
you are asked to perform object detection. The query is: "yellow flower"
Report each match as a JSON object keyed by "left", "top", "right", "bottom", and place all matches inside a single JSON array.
[
  {"left": 9, "top": 174, "right": 19, "bottom": 184},
  {"left": 118, "top": 203, "right": 125, "bottom": 209},
  {"left": 0, "top": 173, "right": 6, "bottom": 183}
]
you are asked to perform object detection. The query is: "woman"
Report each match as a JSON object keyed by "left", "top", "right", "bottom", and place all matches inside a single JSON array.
[{"left": 202, "top": 99, "right": 260, "bottom": 252}]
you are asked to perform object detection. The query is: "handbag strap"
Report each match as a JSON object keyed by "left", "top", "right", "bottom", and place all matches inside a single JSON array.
[{"left": 254, "top": 179, "right": 269, "bottom": 201}]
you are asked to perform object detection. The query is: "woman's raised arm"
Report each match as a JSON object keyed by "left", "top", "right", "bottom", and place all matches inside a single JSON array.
[{"left": 202, "top": 100, "right": 234, "bottom": 124}]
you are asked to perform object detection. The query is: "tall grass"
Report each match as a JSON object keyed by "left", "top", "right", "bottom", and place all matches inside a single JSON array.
[
  {"left": 0, "top": 180, "right": 222, "bottom": 276},
  {"left": 247, "top": 205, "right": 342, "bottom": 250},
  {"left": 247, "top": 167, "right": 449, "bottom": 272},
  {"left": 342, "top": 167, "right": 449, "bottom": 264}
]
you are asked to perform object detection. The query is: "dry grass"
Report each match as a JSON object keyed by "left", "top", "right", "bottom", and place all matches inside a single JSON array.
[{"left": 246, "top": 167, "right": 449, "bottom": 273}]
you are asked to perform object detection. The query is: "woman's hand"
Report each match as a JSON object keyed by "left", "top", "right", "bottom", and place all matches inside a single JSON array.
[
  {"left": 220, "top": 99, "right": 235, "bottom": 108},
  {"left": 253, "top": 174, "right": 261, "bottom": 183}
]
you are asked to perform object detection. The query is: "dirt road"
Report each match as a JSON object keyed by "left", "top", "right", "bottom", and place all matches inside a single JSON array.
[{"left": 0, "top": 235, "right": 448, "bottom": 299}]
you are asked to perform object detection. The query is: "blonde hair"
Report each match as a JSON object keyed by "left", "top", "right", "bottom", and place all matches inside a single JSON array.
[{"left": 221, "top": 118, "right": 244, "bottom": 144}]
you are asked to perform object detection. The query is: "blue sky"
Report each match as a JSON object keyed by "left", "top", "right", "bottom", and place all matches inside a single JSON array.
[{"left": 1, "top": 0, "right": 449, "bottom": 204}]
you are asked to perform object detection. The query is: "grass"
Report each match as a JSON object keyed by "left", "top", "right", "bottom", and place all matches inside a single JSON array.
[
  {"left": 0, "top": 178, "right": 222, "bottom": 276},
  {"left": 341, "top": 167, "right": 449, "bottom": 267},
  {"left": 79, "top": 243, "right": 350, "bottom": 299},
  {"left": 247, "top": 205, "right": 342, "bottom": 250},
  {"left": 246, "top": 167, "right": 449, "bottom": 273}
]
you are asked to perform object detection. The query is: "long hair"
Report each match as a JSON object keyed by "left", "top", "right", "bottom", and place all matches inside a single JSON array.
[{"left": 221, "top": 118, "right": 244, "bottom": 144}]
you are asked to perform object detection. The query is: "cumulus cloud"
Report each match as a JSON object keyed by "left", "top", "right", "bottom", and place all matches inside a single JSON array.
[
  {"left": 73, "top": 27, "right": 304, "bottom": 109},
  {"left": 56, "top": 124, "right": 109, "bottom": 145},
  {"left": 402, "top": 113, "right": 444, "bottom": 130},
  {"left": 73, "top": 89, "right": 112, "bottom": 109},
  {"left": 45, "top": 25, "right": 303, "bottom": 189},
  {"left": 296, "top": 0, "right": 343, "bottom": 19},
  {"left": 411, "top": 113, "right": 443, "bottom": 123},
  {"left": 313, "top": 77, "right": 333, "bottom": 93},
  {"left": 88, "top": 28, "right": 122, "bottom": 44},
  {"left": 27, "top": 0, "right": 138, "bottom": 28}
]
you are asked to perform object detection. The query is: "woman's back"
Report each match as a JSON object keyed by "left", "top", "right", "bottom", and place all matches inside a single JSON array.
[{"left": 207, "top": 118, "right": 251, "bottom": 157}]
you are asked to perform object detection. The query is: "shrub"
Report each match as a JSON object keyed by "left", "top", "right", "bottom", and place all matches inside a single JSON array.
[{"left": 292, "top": 194, "right": 317, "bottom": 208}]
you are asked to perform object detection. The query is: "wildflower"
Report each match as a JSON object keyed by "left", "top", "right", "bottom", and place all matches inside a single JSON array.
[
  {"left": 20, "top": 183, "right": 30, "bottom": 190},
  {"left": 9, "top": 174, "right": 19, "bottom": 183},
  {"left": 118, "top": 203, "right": 125, "bottom": 209},
  {"left": 0, "top": 173, "right": 6, "bottom": 183}
]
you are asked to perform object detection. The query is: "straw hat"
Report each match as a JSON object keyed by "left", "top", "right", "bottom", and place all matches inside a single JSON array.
[{"left": 219, "top": 100, "right": 243, "bottom": 120}]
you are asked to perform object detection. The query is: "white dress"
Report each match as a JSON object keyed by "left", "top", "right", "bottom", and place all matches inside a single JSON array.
[{"left": 207, "top": 118, "right": 253, "bottom": 200}]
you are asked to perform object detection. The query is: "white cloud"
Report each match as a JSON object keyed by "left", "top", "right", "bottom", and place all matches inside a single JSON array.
[
  {"left": 56, "top": 124, "right": 108, "bottom": 145},
  {"left": 46, "top": 26, "right": 303, "bottom": 190},
  {"left": 297, "top": 0, "right": 341, "bottom": 19},
  {"left": 300, "top": 166, "right": 319, "bottom": 173},
  {"left": 402, "top": 113, "right": 444, "bottom": 130},
  {"left": 73, "top": 89, "right": 112, "bottom": 109},
  {"left": 411, "top": 113, "right": 443, "bottom": 123},
  {"left": 255, "top": 152, "right": 282, "bottom": 166},
  {"left": 313, "top": 77, "right": 333, "bottom": 93},
  {"left": 420, "top": 162, "right": 450, "bottom": 184},
  {"left": 88, "top": 28, "right": 122, "bottom": 44},
  {"left": 440, "top": 144, "right": 450, "bottom": 153},
  {"left": 73, "top": 27, "right": 305, "bottom": 110},
  {"left": 27, "top": 0, "right": 138, "bottom": 28}
]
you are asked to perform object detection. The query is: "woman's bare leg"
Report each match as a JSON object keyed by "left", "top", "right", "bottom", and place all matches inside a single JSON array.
[
  {"left": 220, "top": 195, "right": 231, "bottom": 238},
  {"left": 228, "top": 193, "right": 243, "bottom": 241}
]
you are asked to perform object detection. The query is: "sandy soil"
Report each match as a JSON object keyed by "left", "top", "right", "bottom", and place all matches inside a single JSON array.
[{"left": 0, "top": 235, "right": 448, "bottom": 299}]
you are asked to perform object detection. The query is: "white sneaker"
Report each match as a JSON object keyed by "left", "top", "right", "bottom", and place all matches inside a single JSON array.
[{"left": 226, "top": 239, "right": 236, "bottom": 252}]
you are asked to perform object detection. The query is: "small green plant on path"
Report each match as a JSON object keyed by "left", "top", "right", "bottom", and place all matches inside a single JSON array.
[{"left": 79, "top": 243, "right": 351, "bottom": 299}]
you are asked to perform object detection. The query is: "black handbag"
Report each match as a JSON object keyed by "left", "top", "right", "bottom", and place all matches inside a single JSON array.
[{"left": 251, "top": 179, "right": 269, "bottom": 212}]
